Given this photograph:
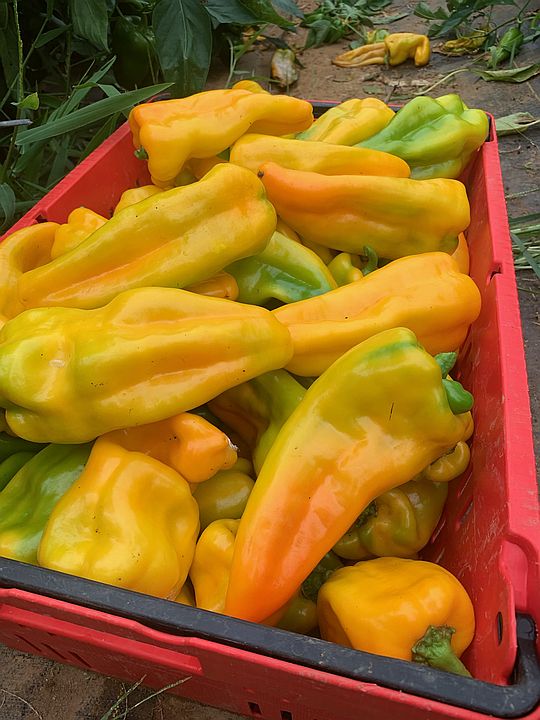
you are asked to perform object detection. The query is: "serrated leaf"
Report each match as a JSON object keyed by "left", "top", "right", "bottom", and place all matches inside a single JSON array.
[
  {"left": 238, "top": 0, "right": 294, "bottom": 28},
  {"left": 15, "top": 83, "right": 172, "bottom": 147},
  {"left": 496, "top": 112, "right": 540, "bottom": 136},
  {"left": 474, "top": 63, "right": 540, "bottom": 82},
  {"left": 153, "top": 0, "right": 213, "bottom": 97},
  {"left": 16, "top": 92, "right": 39, "bottom": 110},
  {"left": 69, "top": 0, "right": 109, "bottom": 52}
]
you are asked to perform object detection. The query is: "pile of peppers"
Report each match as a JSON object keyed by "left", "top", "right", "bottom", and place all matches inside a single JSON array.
[{"left": 0, "top": 82, "right": 489, "bottom": 679}]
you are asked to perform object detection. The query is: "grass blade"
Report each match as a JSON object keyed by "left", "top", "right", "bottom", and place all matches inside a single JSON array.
[
  {"left": 512, "top": 232, "right": 540, "bottom": 279},
  {"left": 16, "top": 83, "right": 172, "bottom": 147}
]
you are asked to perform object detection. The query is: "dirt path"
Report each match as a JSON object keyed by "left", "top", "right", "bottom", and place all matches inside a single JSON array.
[{"left": 0, "top": 3, "right": 538, "bottom": 717}]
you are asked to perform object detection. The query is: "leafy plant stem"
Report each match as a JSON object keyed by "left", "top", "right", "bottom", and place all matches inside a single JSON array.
[
  {"left": 0, "top": 16, "right": 48, "bottom": 113},
  {"left": 1, "top": 0, "right": 24, "bottom": 184}
]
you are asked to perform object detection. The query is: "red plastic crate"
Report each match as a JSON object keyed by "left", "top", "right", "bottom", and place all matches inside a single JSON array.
[{"left": 0, "top": 110, "right": 538, "bottom": 720}]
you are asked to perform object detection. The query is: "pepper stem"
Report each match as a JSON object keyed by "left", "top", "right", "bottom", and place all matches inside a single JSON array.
[
  {"left": 434, "top": 352, "right": 457, "bottom": 378},
  {"left": 442, "top": 378, "right": 474, "bottom": 414},
  {"left": 134, "top": 147, "right": 149, "bottom": 160},
  {"left": 412, "top": 625, "right": 472, "bottom": 677},
  {"left": 361, "top": 246, "right": 378, "bottom": 276}
]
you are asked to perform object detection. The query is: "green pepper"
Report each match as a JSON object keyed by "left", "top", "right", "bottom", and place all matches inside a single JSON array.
[
  {"left": 209, "top": 370, "right": 306, "bottom": 473},
  {"left": 226, "top": 231, "right": 337, "bottom": 307},
  {"left": 276, "top": 593, "right": 318, "bottom": 635},
  {"left": 192, "top": 468, "right": 255, "bottom": 531},
  {"left": 112, "top": 16, "right": 157, "bottom": 90},
  {"left": 0, "top": 443, "right": 92, "bottom": 564},
  {"left": 0, "top": 451, "right": 36, "bottom": 492},
  {"left": 0, "top": 432, "right": 45, "bottom": 462},
  {"left": 358, "top": 94, "right": 489, "bottom": 180}
]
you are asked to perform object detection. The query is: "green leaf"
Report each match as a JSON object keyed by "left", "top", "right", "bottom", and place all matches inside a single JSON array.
[
  {"left": 153, "top": 0, "right": 213, "bottom": 97},
  {"left": 414, "top": 2, "right": 448, "bottom": 21},
  {"left": 372, "top": 11, "right": 408, "bottom": 23},
  {"left": 271, "top": 0, "right": 304, "bottom": 19},
  {"left": 496, "top": 112, "right": 540, "bottom": 136},
  {"left": 512, "top": 233, "right": 540, "bottom": 280},
  {"left": 238, "top": 0, "right": 294, "bottom": 28},
  {"left": 69, "top": 0, "right": 109, "bottom": 52},
  {"left": 15, "top": 83, "right": 172, "bottom": 147},
  {"left": 0, "top": 183, "right": 16, "bottom": 231},
  {"left": 474, "top": 63, "right": 540, "bottom": 83},
  {"left": 204, "top": 0, "right": 258, "bottom": 26},
  {"left": 16, "top": 92, "right": 39, "bottom": 110},
  {"left": 34, "top": 25, "right": 69, "bottom": 48}
]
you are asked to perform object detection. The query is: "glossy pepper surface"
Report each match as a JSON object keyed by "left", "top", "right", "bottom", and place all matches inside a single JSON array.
[
  {"left": 38, "top": 439, "right": 199, "bottom": 598},
  {"left": 103, "top": 412, "right": 237, "bottom": 484},
  {"left": 128, "top": 88, "right": 313, "bottom": 187},
  {"left": 359, "top": 94, "right": 489, "bottom": 180},
  {"left": 51, "top": 208, "right": 107, "bottom": 259},
  {"left": 185, "top": 272, "right": 239, "bottom": 301},
  {"left": 193, "top": 468, "right": 254, "bottom": 530},
  {"left": 19, "top": 164, "right": 277, "bottom": 311},
  {"left": 259, "top": 162, "right": 469, "bottom": 258},
  {"left": 226, "top": 231, "right": 337, "bottom": 306},
  {"left": 190, "top": 519, "right": 240, "bottom": 613},
  {"left": 113, "top": 184, "right": 163, "bottom": 214},
  {"left": 318, "top": 557, "right": 474, "bottom": 676},
  {"left": 209, "top": 370, "right": 306, "bottom": 474},
  {"left": 0, "top": 452, "right": 36, "bottom": 491},
  {"left": 272, "top": 252, "right": 481, "bottom": 376},
  {"left": 333, "top": 476, "right": 448, "bottom": 560},
  {"left": 296, "top": 98, "right": 394, "bottom": 145},
  {"left": 230, "top": 133, "right": 410, "bottom": 177},
  {"left": 0, "top": 287, "right": 293, "bottom": 443},
  {"left": 0, "top": 222, "right": 58, "bottom": 325},
  {"left": 0, "top": 443, "right": 91, "bottom": 564},
  {"left": 333, "top": 33, "right": 430, "bottom": 68},
  {"left": 225, "top": 328, "right": 474, "bottom": 622},
  {"left": 452, "top": 233, "right": 470, "bottom": 275}
]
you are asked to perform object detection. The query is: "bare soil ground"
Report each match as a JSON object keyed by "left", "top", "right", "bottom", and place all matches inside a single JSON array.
[{"left": 0, "top": 2, "right": 538, "bottom": 717}]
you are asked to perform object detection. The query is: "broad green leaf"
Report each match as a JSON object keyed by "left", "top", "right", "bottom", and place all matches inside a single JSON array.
[
  {"left": 474, "top": 63, "right": 540, "bottom": 83},
  {"left": 153, "top": 0, "right": 213, "bottom": 97},
  {"left": 204, "top": 0, "right": 259, "bottom": 25},
  {"left": 15, "top": 83, "right": 172, "bottom": 147},
  {"left": 16, "top": 92, "right": 39, "bottom": 110},
  {"left": 271, "top": 0, "right": 304, "bottom": 19},
  {"left": 69, "top": 0, "right": 109, "bottom": 51},
  {"left": 414, "top": 2, "right": 448, "bottom": 21},
  {"left": 34, "top": 25, "right": 69, "bottom": 48},
  {"left": 496, "top": 112, "right": 540, "bottom": 136},
  {"left": 373, "top": 11, "right": 408, "bottom": 24},
  {"left": 238, "top": 0, "right": 294, "bottom": 28},
  {"left": 0, "top": 183, "right": 16, "bottom": 230}
]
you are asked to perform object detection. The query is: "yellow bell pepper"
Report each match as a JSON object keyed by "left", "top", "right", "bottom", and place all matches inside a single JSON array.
[
  {"left": 174, "top": 582, "right": 195, "bottom": 606},
  {"left": 327, "top": 252, "right": 364, "bottom": 285},
  {"left": 190, "top": 518, "right": 240, "bottom": 613},
  {"left": 51, "top": 208, "right": 107, "bottom": 259},
  {"left": 225, "top": 327, "right": 473, "bottom": 622},
  {"left": 187, "top": 155, "right": 228, "bottom": 180},
  {"left": 230, "top": 134, "right": 410, "bottom": 177},
  {"left": 0, "top": 222, "right": 58, "bottom": 326},
  {"left": 38, "top": 438, "right": 199, "bottom": 598},
  {"left": 19, "top": 164, "right": 277, "bottom": 311},
  {"left": 318, "top": 557, "right": 474, "bottom": 676},
  {"left": 128, "top": 88, "right": 313, "bottom": 187},
  {"left": 296, "top": 98, "right": 394, "bottom": 145},
  {"left": 0, "top": 286, "right": 293, "bottom": 443},
  {"left": 103, "top": 412, "right": 237, "bottom": 484},
  {"left": 272, "top": 252, "right": 481, "bottom": 376},
  {"left": 232, "top": 79, "right": 269, "bottom": 94},
  {"left": 113, "top": 184, "right": 163, "bottom": 214},
  {"left": 452, "top": 232, "right": 470, "bottom": 275},
  {"left": 258, "top": 162, "right": 469, "bottom": 258}
]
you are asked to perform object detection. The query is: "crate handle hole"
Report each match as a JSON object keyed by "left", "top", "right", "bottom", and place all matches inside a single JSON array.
[
  {"left": 487, "top": 263, "right": 502, "bottom": 286},
  {"left": 496, "top": 612, "right": 504, "bottom": 645},
  {"left": 248, "top": 702, "right": 262, "bottom": 716},
  {"left": 281, "top": 711, "right": 293, "bottom": 720},
  {"left": 35, "top": 213, "right": 48, "bottom": 223}
]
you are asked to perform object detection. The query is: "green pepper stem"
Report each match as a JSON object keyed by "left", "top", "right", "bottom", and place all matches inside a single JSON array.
[
  {"left": 134, "top": 147, "right": 148, "bottom": 160},
  {"left": 434, "top": 352, "right": 458, "bottom": 378},
  {"left": 412, "top": 625, "right": 472, "bottom": 677},
  {"left": 361, "top": 245, "right": 378, "bottom": 276},
  {"left": 443, "top": 378, "right": 474, "bottom": 414}
]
